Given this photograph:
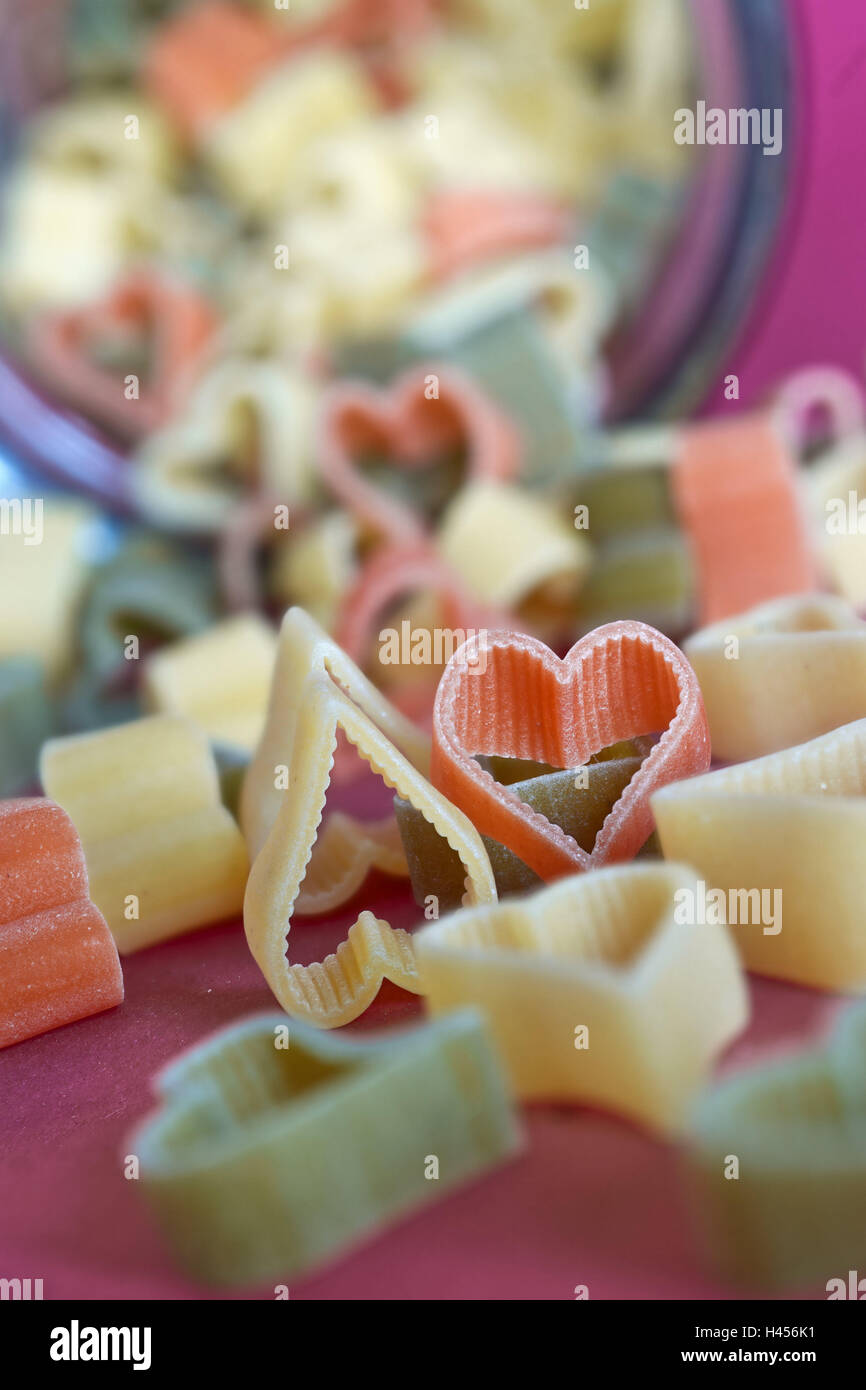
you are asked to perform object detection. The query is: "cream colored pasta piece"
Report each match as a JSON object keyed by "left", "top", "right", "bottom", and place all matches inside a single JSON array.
[
  {"left": 282, "top": 118, "right": 422, "bottom": 228},
  {"left": 490, "top": 61, "right": 617, "bottom": 201},
  {"left": 451, "top": 0, "right": 629, "bottom": 57},
  {"left": 684, "top": 593, "right": 866, "bottom": 762},
  {"left": 243, "top": 667, "right": 495, "bottom": 1027},
  {"left": 287, "top": 211, "right": 427, "bottom": 340},
  {"left": 217, "top": 255, "right": 329, "bottom": 361},
  {"left": 268, "top": 511, "right": 358, "bottom": 627},
  {"left": 686, "top": 1002, "right": 866, "bottom": 1288},
  {"left": 240, "top": 606, "right": 430, "bottom": 859},
  {"left": 143, "top": 614, "right": 277, "bottom": 754},
  {"left": 130, "top": 1008, "right": 522, "bottom": 1285},
  {"left": 0, "top": 500, "right": 93, "bottom": 681},
  {"left": 134, "top": 359, "right": 317, "bottom": 532},
  {"left": 614, "top": 0, "right": 694, "bottom": 177},
  {"left": 414, "top": 861, "right": 748, "bottom": 1134},
  {"left": 436, "top": 480, "right": 591, "bottom": 610},
  {"left": 0, "top": 167, "right": 129, "bottom": 310},
  {"left": 807, "top": 433, "right": 866, "bottom": 606},
  {"left": 27, "top": 92, "right": 177, "bottom": 183},
  {"left": 40, "top": 715, "right": 248, "bottom": 953},
  {"left": 397, "top": 89, "right": 553, "bottom": 196},
  {"left": 652, "top": 719, "right": 866, "bottom": 990},
  {"left": 405, "top": 41, "right": 612, "bottom": 200},
  {"left": 203, "top": 52, "right": 374, "bottom": 214}
]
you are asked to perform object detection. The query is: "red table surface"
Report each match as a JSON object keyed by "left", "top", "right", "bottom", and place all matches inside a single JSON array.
[{"left": 0, "top": 770, "right": 848, "bottom": 1302}]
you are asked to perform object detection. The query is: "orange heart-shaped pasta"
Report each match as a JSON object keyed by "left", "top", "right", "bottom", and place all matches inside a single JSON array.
[{"left": 432, "top": 621, "right": 710, "bottom": 881}]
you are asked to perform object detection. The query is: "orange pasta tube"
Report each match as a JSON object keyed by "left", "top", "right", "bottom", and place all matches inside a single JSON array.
[
  {"left": 672, "top": 415, "right": 819, "bottom": 623},
  {"left": 0, "top": 798, "right": 123, "bottom": 1048}
]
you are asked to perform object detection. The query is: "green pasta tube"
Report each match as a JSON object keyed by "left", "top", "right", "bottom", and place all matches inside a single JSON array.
[
  {"left": 571, "top": 464, "right": 675, "bottom": 541},
  {"left": 396, "top": 751, "right": 649, "bottom": 911},
  {"left": 577, "top": 528, "right": 695, "bottom": 635}
]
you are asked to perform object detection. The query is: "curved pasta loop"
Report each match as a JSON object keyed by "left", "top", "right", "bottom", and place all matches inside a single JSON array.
[
  {"left": 773, "top": 364, "right": 865, "bottom": 455},
  {"left": 276, "top": 911, "right": 417, "bottom": 1026},
  {"left": 240, "top": 606, "right": 431, "bottom": 859},
  {"left": 334, "top": 541, "right": 508, "bottom": 675},
  {"left": 243, "top": 667, "right": 496, "bottom": 1027},
  {"left": 29, "top": 270, "right": 216, "bottom": 437},
  {"left": 135, "top": 358, "right": 317, "bottom": 532}
]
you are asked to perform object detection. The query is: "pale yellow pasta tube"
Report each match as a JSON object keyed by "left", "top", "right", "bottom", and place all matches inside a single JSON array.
[
  {"left": 28, "top": 93, "right": 177, "bottom": 183},
  {"left": 143, "top": 614, "right": 277, "bottom": 754},
  {"left": 652, "top": 720, "right": 866, "bottom": 990},
  {"left": 0, "top": 167, "right": 129, "bottom": 310},
  {"left": 437, "top": 480, "right": 591, "bottom": 610},
  {"left": 268, "top": 511, "right": 358, "bottom": 627},
  {"left": 0, "top": 499, "right": 93, "bottom": 680},
  {"left": 287, "top": 211, "right": 426, "bottom": 340},
  {"left": 243, "top": 669, "right": 495, "bottom": 1027},
  {"left": 684, "top": 593, "right": 866, "bottom": 762},
  {"left": 40, "top": 715, "right": 248, "bottom": 953},
  {"left": 203, "top": 52, "right": 373, "bottom": 214},
  {"left": 240, "top": 606, "right": 430, "bottom": 859}
]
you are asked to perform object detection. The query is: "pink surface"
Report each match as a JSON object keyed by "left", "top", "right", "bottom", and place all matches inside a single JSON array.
[
  {"left": 0, "top": 770, "right": 849, "bottom": 1302},
  {"left": 707, "top": 0, "right": 866, "bottom": 409}
]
